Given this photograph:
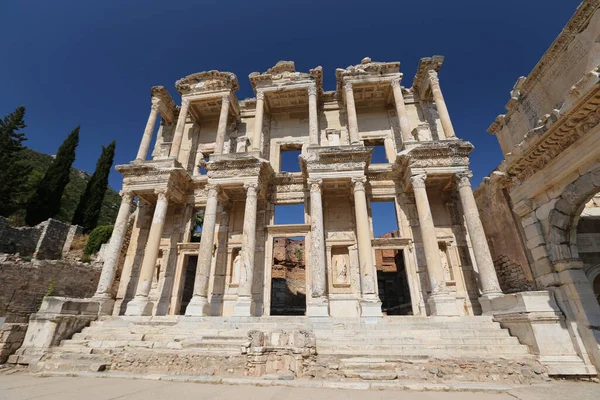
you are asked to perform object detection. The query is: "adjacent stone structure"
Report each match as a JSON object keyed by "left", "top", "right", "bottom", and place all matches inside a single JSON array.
[{"left": 476, "top": 0, "right": 600, "bottom": 375}]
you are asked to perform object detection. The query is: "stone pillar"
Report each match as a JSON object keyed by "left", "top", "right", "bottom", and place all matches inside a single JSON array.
[
  {"left": 232, "top": 182, "right": 259, "bottom": 316},
  {"left": 186, "top": 184, "right": 221, "bottom": 316},
  {"left": 125, "top": 189, "right": 169, "bottom": 316},
  {"left": 307, "top": 178, "right": 328, "bottom": 316},
  {"left": 455, "top": 172, "right": 503, "bottom": 308},
  {"left": 93, "top": 190, "right": 134, "bottom": 314},
  {"left": 251, "top": 91, "right": 264, "bottom": 151},
  {"left": 214, "top": 94, "right": 230, "bottom": 155},
  {"left": 344, "top": 83, "right": 360, "bottom": 145},
  {"left": 427, "top": 70, "right": 456, "bottom": 139},
  {"left": 351, "top": 177, "right": 382, "bottom": 317},
  {"left": 136, "top": 101, "right": 160, "bottom": 161},
  {"left": 308, "top": 84, "right": 319, "bottom": 146},
  {"left": 169, "top": 98, "right": 190, "bottom": 158},
  {"left": 410, "top": 173, "right": 457, "bottom": 316},
  {"left": 391, "top": 78, "right": 414, "bottom": 144}
]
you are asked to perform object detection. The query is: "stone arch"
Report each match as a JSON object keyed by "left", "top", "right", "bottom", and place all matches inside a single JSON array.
[
  {"left": 546, "top": 167, "right": 600, "bottom": 263},
  {"left": 586, "top": 264, "right": 600, "bottom": 304}
]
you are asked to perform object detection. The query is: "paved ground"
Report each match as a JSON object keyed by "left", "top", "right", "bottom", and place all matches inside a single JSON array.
[{"left": 0, "top": 375, "right": 598, "bottom": 400}]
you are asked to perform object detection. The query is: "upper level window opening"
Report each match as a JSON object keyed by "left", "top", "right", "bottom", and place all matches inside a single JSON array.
[
  {"left": 364, "top": 139, "right": 387, "bottom": 164},
  {"left": 274, "top": 203, "right": 305, "bottom": 225},
  {"left": 280, "top": 145, "right": 302, "bottom": 173},
  {"left": 199, "top": 152, "right": 212, "bottom": 175}
]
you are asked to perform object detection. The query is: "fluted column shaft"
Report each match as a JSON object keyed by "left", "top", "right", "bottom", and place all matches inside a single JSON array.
[
  {"left": 185, "top": 184, "right": 221, "bottom": 315},
  {"left": 391, "top": 78, "right": 413, "bottom": 144},
  {"left": 136, "top": 102, "right": 160, "bottom": 161},
  {"left": 352, "top": 177, "right": 377, "bottom": 296},
  {"left": 232, "top": 182, "right": 259, "bottom": 317},
  {"left": 125, "top": 189, "right": 169, "bottom": 316},
  {"left": 411, "top": 174, "right": 448, "bottom": 295},
  {"left": 251, "top": 91, "right": 264, "bottom": 151},
  {"left": 94, "top": 191, "right": 134, "bottom": 298},
  {"left": 214, "top": 94, "right": 230, "bottom": 154},
  {"left": 169, "top": 99, "right": 190, "bottom": 157},
  {"left": 308, "top": 85, "right": 319, "bottom": 146},
  {"left": 427, "top": 71, "right": 456, "bottom": 139},
  {"left": 456, "top": 172, "right": 502, "bottom": 296},
  {"left": 309, "top": 179, "right": 326, "bottom": 298},
  {"left": 344, "top": 83, "right": 360, "bottom": 145}
]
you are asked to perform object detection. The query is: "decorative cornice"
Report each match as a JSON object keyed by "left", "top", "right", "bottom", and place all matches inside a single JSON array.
[
  {"left": 411, "top": 55, "right": 444, "bottom": 95},
  {"left": 249, "top": 60, "right": 323, "bottom": 95},
  {"left": 175, "top": 70, "right": 239, "bottom": 95}
]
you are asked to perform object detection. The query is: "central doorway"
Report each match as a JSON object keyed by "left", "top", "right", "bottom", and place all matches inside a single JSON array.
[
  {"left": 270, "top": 237, "right": 306, "bottom": 315},
  {"left": 376, "top": 249, "right": 412, "bottom": 315}
]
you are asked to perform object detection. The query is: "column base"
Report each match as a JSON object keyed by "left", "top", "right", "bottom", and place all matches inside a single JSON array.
[
  {"left": 360, "top": 297, "right": 383, "bottom": 317},
  {"left": 427, "top": 293, "right": 459, "bottom": 316},
  {"left": 232, "top": 296, "right": 252, "bottom": 317},
  {"left": 185, "top": 295, "right": 211, "bottom": 316},
  {"left": 124, "top": 296, "right": 153, "bottom": 316},
  {"left": 91, "top": 294, "right": 115, "bottom": 316},
  {"left": 479, "top": 292, "right": 504, "bottom": 315},
  {"left": 307, "top": 298, "right": 329, "bottom": 317}
]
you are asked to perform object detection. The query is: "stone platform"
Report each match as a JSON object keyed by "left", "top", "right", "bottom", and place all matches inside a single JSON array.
[{"left": 12, "top": 315, "right": 553, "bottom": 384}]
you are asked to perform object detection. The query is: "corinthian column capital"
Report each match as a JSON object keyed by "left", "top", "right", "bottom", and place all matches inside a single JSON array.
[
  {"left": 308, "top": 84, "right": 317, "bottom": 97},
  {"left": 181, "top": 98, "right": 190, "bottom": 108},
  {"left": 256, "top": 90, "right": 265, "bottom": 101},
  {"left": 244, "top": 181, "right": 259, "bottom": 195},
  {"left": 308, "top": 178, "right": 323, "bottom": 193},
  {"left": 410, "top": 173, "right": 427, "bottom": 189},
  {"left": 344, "top": 82, "right": 353, "bottom": 93},
  {"left": 391, "top": 78, "right": 402, "bottom": 89},
  {"left": 427, "top": 70, "right": 440, "bottom": 87},
  {"left": 119, "top": 190, "right": 135, "bottom": 204},
  {"left": 351, "top": 176, "right": 367, "bottom": 192},
  {"left": 455, "top": 171, "right": 473, "bottom": 189},
  {"left": 150, "top": 99, "right": 161, "bottom": 111},
  {"left": 206, "top": 183, "right": 221, "bottom": 198},
  {"left": 155, "top": 188, "right": 170, "bottom": 202},
  {"left": 221, "top": 93, "right": 230, "bottom": 105}
]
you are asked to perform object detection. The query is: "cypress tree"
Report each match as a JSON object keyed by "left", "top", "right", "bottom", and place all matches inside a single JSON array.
[
  {"left": 0, "top": 106, "right": 31, "bottom": 217},
  {"left": 25, "top": 127, "right": 80, "bottom": 226},
  {"left": 72, "top": 141, "right": 116, "bottom": 232}
]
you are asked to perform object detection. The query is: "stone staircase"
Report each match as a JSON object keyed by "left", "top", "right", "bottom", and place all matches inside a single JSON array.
[{"left": 34, "top": 315, "right": 533, "bottom": 374}]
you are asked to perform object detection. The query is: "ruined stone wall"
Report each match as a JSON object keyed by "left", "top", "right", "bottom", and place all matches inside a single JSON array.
[
  {"left": 0, "top": 256, "right": 100, "bottom": 323},
  {"left": 474, "top": 179, "right": 534, "bottom": 293},
  {"left": 0, "top": 216, "right": 75, "bottom": 260},
  {"left": 271, "top": 238, "right": 306, "bottom": 314}
]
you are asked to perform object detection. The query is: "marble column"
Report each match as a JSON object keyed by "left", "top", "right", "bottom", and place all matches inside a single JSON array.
[
  {"left": 136, "top": 101, "right": 160, "bottom": 161},
  {"left": 307, "top": 178, "right": 328, "bottom": 316},
  {"left": 251, "top": 91, "right": 264, "bottom": 151},
  {"left": 410, "top": 174, "right": 457, "bottom": 316},
  {"left": 427, "top": 70, "right": 456, "bottom": 139},
  {"left": 344, "top": 83, "right": 361, "bottom": 145},
  {"left": 232, "top": 182, "right": 259, "bottom": 316},
  {"left": 125, "top": 189, "right": 170, "bottom": 316},
  {"left": 214, "top": 94, "right": 230, "bottom": 154},
  {"left": 391, "top": 78, "right": 414, "bottom": 144},
  {"left": 169, "top": 98, "right": 190, "bottom": 158},
  {"left": 185, "top": 184, "right": 220, "bottom": 316},
  {"left": 308, "top": 84, "right": 319, "bottom": 146},
  {"left": 351, "top": 177, "right": 382, "bottom": 317},
  {"left": 185, "top": 184, "right": 221, "bottom": 316},
  {"left": 93, "top": 190, "right": 134, "bottom": 314},
  {"left": 455, "top": 172, "right": 503, "bottom": 308}
]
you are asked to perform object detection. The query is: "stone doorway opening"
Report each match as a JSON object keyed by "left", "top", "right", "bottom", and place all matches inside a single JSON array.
[
  {"left": 270, "top": 236, "right": 306, "bottom": 315},
  {"left": 179, "top": 255, "right": 197, "bottom": 315},
  {"left": 576, "top": 193, "right": 600, "bottom": 305},
  {"left": 376, "top": 249, "right": 412, "bottom": 315}
]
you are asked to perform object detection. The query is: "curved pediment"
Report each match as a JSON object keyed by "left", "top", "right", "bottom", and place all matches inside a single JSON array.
[{"left": 175, "top": 70, "right": 239, "bottom": 95}]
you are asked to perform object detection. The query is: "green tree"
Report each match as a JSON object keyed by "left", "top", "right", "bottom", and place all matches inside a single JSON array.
[
  {"left": 0, "top": 106, "right": 31, "bottom": 217},
  {"left": 25, "top": 127, "right": 80, "bottom": 226},
  {"left": 72, "top": 141, "right": 116, "bottom": 232}
]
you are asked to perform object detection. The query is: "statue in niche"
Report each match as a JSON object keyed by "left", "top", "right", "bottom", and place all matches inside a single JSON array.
[
  {"left": 334, "top": 254, "right": 348, "bottom": 284},
  {"left": 439, "top": 247, "right": 452, "bottom": 281},
  {"left": 231, "top": 251, "right": 242, "bottom": 285}
]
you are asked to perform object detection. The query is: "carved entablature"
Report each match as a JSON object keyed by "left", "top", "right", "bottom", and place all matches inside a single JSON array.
[
  {"left": 272, "top": 175, "right": 305, "bottom": 203},
  {"left": 335, "top": 57, "right": 401, "bottom": 94},
  {"left": 117, "top": 159, "right": 190, "bottom": 203},
  {"left": 395, "top": 141, "right": 473, "bottom": 174},
  {"left": 249, "top": 61, "right": 323, "bottom": 93},
  {"left": 151, "top": 86, "right": 176, "bottom": 123},
  {"left": 301, "top": 146, "right": 373, "bottom": 175},
  {"left": 207, "top": 153, "right": 275, "bottom": 184},
  {"left": 411, "top": 55, "right": 444, "bottom": 99},
  {"left": 175, "top": 70, "right": 240, "bottom": 96},
  {"left": 503, "top": 86, "right": 600, "bottom": 185}
]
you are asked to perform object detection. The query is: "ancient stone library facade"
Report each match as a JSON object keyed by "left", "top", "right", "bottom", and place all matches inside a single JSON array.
[{"left": 97, "top": 55, "right": 500, "bottom": 321}]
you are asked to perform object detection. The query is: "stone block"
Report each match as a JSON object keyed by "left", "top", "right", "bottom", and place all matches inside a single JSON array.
[
  {"left": 524, "top": 223, "right": 543, "bottom": 240},
  {"left": 548, "top": 209, "right": 570, "bottom": 230},
  {"left": 530, "top": 246, "right": 548, "bottom": 262}
]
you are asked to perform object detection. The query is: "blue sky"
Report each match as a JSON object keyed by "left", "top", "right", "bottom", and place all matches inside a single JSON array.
[{"left": 1, "top": 1, "right": 580, "bottom": 235}]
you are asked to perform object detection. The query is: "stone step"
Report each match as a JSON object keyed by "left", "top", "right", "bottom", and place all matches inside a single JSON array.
[
  {"left": 341, "top": 370, "right": 398, "bottom": 380},
  {"left": 39, "top": 359, "right": 108, "bottom": 372},
  {"left": 315, "top": 329, "right": 512, "bottom": 338},
  {"left": 317, "top": 336, "right": 521, "bottom": 345},
  {"left": 318, "top": 344, "right": 531, "bottom": 356}
]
